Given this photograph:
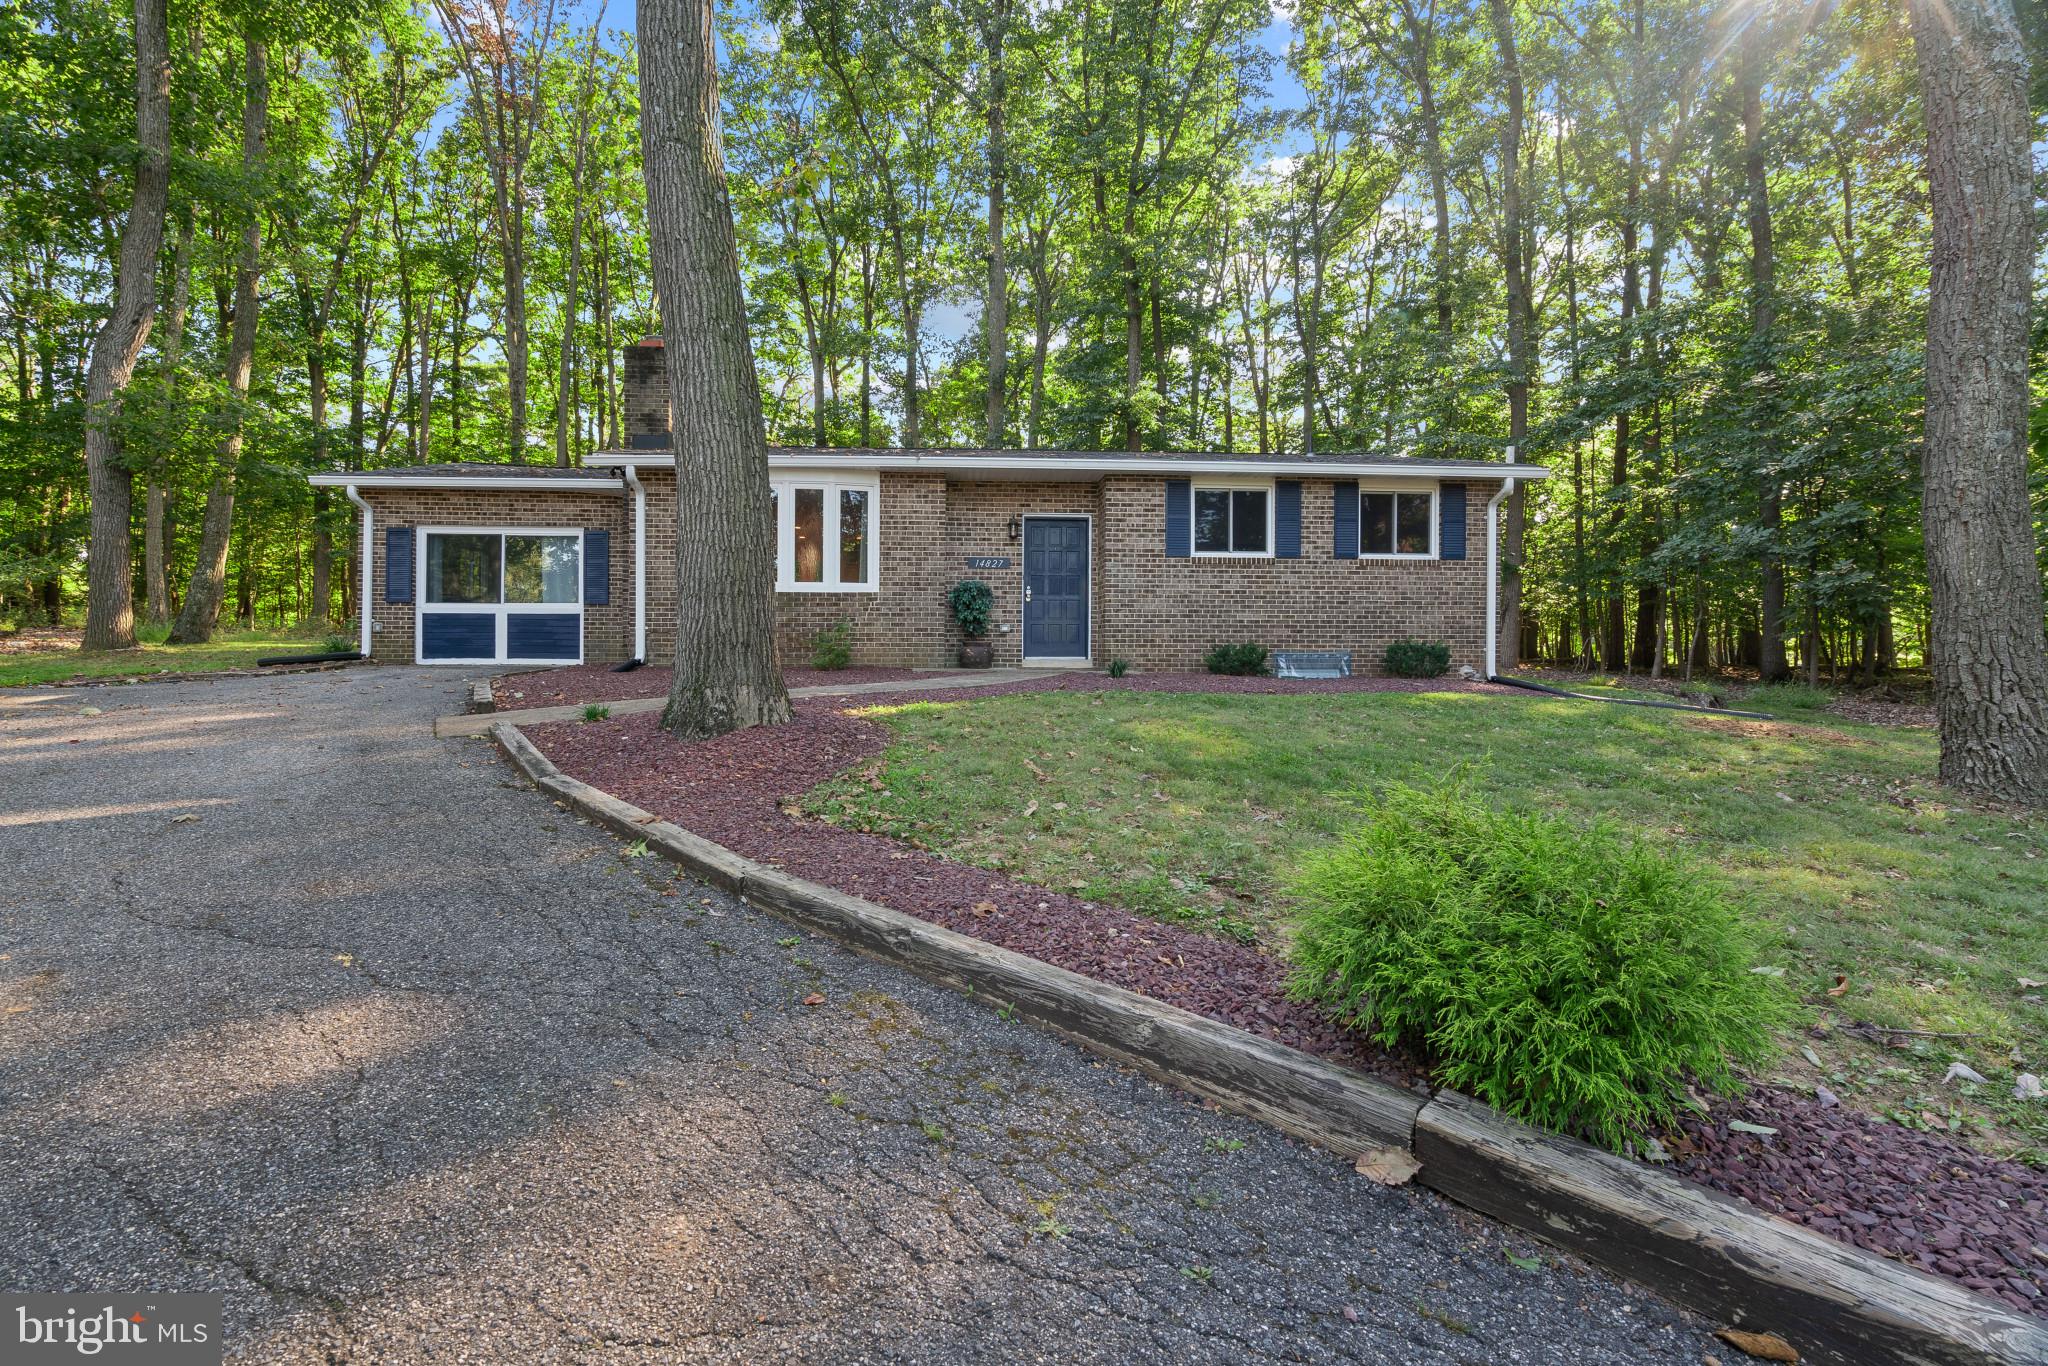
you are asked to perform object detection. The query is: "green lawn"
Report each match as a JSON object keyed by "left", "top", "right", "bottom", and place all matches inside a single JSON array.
[
  {"left": 0, "top": 625, "right": 347, "bottom": 688},
  {"left": 804, "top": 686, "right": 2048, "bottom": 1160}
]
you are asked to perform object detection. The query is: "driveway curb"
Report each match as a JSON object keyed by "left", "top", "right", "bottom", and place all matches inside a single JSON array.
[{"left": 489, "top": 719, "right": 2048, "bottom": 1366}]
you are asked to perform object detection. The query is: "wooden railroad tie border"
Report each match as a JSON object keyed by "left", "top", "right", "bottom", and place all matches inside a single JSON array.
[{"left": 489, "top": 719, "right": 2048, "bottom": 1366}]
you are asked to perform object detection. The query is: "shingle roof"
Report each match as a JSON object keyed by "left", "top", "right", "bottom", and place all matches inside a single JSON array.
[
  {"left": 595, "top": 442, "right": 1535, "bottom": 473},
  {"left": 347, "top": 463, "right": 622, "bottom": 479}
]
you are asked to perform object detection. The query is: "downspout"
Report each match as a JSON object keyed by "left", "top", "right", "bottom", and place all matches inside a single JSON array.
[
  {"left": 621, "top": 464, "right": 647, "bottom": 664},
  {"left": 344, "top": 484, "right": 372, "bottom": 659},
  {"left": 1484, "top": 446, "right": 1515, "bottom": 680}
]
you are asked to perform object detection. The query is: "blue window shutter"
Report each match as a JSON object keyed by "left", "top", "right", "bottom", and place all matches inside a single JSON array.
[
  {"left": 1440, "top": 484, "right": 1467, "bottom": 561},
  {"left": 1164, "top": 479, "right": 1191, "bottom": 558},
  {"left": 1332, "top": 481, "right": 1358, "bottom": 559},
  {"left": 583, "top": 529, "right": 610, "bottom": 605},
  {"left": 1274, "top": 480, "right": 1301, "bottom": 558},
  {"left": 385, "top": 526, "right": 414, "bottom": 604}
]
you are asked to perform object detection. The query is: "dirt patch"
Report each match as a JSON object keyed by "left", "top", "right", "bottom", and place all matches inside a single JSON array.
[
  {"left": 1678, "top": 714, "right": 1862, "bottom": 744},
  {"left": 1830, "top": 697, "right": 1937, "bottom": 728},
  {"left": 0, "top": 627, "right": 82, "bottom": 657},
  {"left": 525, "top": 680, "right": 2048, "bottom": 1317}
]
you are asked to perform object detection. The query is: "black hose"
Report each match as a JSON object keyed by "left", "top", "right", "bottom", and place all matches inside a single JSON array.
[
  {"left": 609, "top": 658, "right": 645, "bottom": 673},
  {"left": 1490, "top": 674, "right": 1774, "bottom": 720},
  {"left": 254, "top": 650, "right": 363, "bottom": 667}
]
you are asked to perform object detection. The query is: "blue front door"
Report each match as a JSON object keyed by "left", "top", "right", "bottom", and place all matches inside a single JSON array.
[{"left": 1022, "top": 517, "right": 1089, "bottom": 660}]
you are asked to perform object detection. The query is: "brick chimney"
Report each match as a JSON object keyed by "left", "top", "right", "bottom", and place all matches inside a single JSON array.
[{"left": 622, "top": 337, "right": 671, "bottom": 449}]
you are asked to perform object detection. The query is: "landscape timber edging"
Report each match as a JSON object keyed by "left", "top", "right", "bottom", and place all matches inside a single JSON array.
[
  {"left": 468, "top": 678, "right": 496, "bottom": 714},
  {"left": 488, "top": 719, "right": 2048, "bottom": 1366}
]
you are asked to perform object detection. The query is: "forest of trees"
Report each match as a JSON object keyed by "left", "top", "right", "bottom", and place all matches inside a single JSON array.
[{"left": 3, "top": 0, "right": 2044, "bottom": 680}]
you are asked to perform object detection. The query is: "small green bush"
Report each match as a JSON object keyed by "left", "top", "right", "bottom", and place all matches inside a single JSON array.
[
  {"left": 1204, "top": 642, "right": 1267, "bottom": 676},
  {"left": 582, "top": 703, "right": 611, "bottom": 722},
  {"left": 1286, "top": 778, "right": 1785, "bottom": 1152},
  {"left": 809, "top": 619, "right": 854, "bottom": 670},
  {"left": 1382, "top": 637, "right": 1451, "bottom": 678},
  {"left": 948, "top": 579, "right": 995, "bottom": 637},
  {"left": 1107, "top": 658, "right": 1131, "bottom": 679},
  {"left": 322, "top": 632, "right": 353, "bottom": 654}
]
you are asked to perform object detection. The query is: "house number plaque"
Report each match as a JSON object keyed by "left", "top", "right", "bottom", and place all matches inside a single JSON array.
[{"left": 965, "top": 556, "right": 1013, "bottom": 570}]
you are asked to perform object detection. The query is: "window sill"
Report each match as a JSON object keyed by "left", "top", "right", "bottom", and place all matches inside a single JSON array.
[
  {"left": 1191, "top": 550, "right": 1275, "bottom": 560},
  {"left": 1357, "top": 553, "right": 1439, "bottom": 562},
  {"left": 776, "top": 582, "right": 880, "bottom": 594}
]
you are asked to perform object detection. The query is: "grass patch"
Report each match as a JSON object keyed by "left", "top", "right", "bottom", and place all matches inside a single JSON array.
[
  {"left": 802, "top": 688, "right": 2048, "bottom": 1159},
  {"left": 0, "top": 625, "right": 331, "bottom": 688}
]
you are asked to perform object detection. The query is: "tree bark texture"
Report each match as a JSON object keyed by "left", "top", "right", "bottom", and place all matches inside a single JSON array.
[
  {"left": 639, "top": 0, "right": 792, "bottom": 739},
  {"left": 1489, "top": 0, "right": 1528, "bottom": 666},
  {"left": 81, "top": 0, "right": 172, "bottom": 651},
  {"left": 171, "top": 34, "right": 266, "bottom": 644},
  {"left": 1908, "top": 0, "right": 2048, "bottom": 805}
]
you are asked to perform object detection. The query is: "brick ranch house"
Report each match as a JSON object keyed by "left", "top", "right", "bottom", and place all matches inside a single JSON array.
[{"left": 310, "top": 339, "right": 1548, "bottom": 676}]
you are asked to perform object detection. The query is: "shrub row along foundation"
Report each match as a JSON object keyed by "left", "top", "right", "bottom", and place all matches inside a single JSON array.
[{"left": 491, "top": 720, "right": 2048, "bottom": 1366}]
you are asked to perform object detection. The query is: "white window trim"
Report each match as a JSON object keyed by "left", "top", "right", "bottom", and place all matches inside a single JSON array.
[
  {"left": 1357, "top": 485, "right": 1440, "bottom": 561},
  {"left": 1191, "top": 479, "right": 1277, "bottom": 559},
  {"left": 414, "top": 526, "right": 586, "bottom": 666},
  {"left": 773, "top": 474, "right": 880, "bottom": 593}
]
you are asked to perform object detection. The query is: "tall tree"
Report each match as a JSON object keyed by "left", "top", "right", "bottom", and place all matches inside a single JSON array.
[
  {"left": 1907, "top": 0, "right": 2047, "bottom": 804},
  {"left": 170, "top": 31, "right": 267, "bottom": 644},
  {"left": 640, "top": 0, "right": 792, "bottom": 737},
  {"left": 79, "top": 0, "right": 172, "bottom": 650}
]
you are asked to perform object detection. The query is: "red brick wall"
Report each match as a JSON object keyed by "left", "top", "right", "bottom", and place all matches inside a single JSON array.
[
  {"left": 1095, "top": 475, "right": 1498, "bottom": 674},
  {"left": 361, "top": 470, "right": 1498, "bottom": 676},
  {"left": 357, "top": 487, "right": 632, "bottom": 665}
]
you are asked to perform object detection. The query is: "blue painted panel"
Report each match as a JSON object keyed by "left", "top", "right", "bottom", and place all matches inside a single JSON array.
[
  {"left": 1333, "top": 481, "right": 1359, "bottom": 559},
  {"left": 1275, "top": 480, "right": 1301, "bottom": 558},
  {"left": 1440, "top": 483, "right": 1467, "bottom": 561},
  {"left": 420, "top": 612, "right": 494, "bottom": 660},
  {"left": 507, "top": 612, "right": 581, "bottom": 661},
  {"left": 1164, "top": 479, "right": 1191, "bottom": 558},
  {"left": 1023, "top": 518, "right": 1089, "bottom": 659},
  {"left": 384, "top": 527, "right": 414, "bottom": 603},
  {"left": 583, "top": 529, "right": 609, "bottom": 605}
]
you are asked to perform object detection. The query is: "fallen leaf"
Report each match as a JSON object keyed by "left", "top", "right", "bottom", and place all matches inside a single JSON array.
[
  {"left": 2020, "top": 977, "right": 2045, "bottom": 990},
  {"left": 802, "top": 993, "right": 826, "bottom": 1007},
  {"left": 1352, "top": 1147, "right": 1420, "bottom": 1186},
  {"left": 170, "top": 813, "right": 200, "bottom": 824},
  {"left": 971, "top": 901, "right": 998, "bottom": 917},
  {"left": 1826, "top": 974, "right": 1850, "bottom": 998},
  {"left": 1714, "top": 1328, "right": 1799, "bottom": 1362},
  {"left": 3, "top": 1005, "right": 30, "bottom": 1015},
  {"left": 1021, "top": 800, "right": 1038, "bottom": 819}
]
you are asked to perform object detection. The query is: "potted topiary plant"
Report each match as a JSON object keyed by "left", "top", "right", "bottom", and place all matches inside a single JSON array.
[{"left": 949, "top": 579, "right": 996, "bottom": 667}]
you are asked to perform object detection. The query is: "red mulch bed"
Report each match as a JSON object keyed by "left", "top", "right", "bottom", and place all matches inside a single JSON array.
[
  {"left": 524, "top": 679, "right": 2048, "bottom": 1316},
  {"left": 496, "top": 663, "right": 968, "bottom": 705}
]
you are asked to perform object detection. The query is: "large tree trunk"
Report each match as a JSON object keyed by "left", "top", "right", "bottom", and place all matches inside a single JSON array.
[
  {"left": 147, "top": 204, "right": 194, "bottom": 628},
  {"left": 1489, "top": 0, "right": 1528, "bottom": 666},
  {"left": 640, "top": 0, "right": 791, "bottom": 739},
  {"left": 1742, "top": 39, "right": 1790, "bottom": 683},
  {"left": 80, "top": 0, "right": 172, "bottom": 651},
  {"left": 170, "top": 34, "right": 265, "bottom": 645},
  {"left": 983, "top": 0, "right": 1009, "bottom": 448},
  {"left": 1909, "top": 0, "right": 2048, "bottom": 804}
]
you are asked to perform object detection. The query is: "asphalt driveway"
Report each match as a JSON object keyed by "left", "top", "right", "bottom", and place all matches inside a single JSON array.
[{"left": 0, "top": 668, "right": 1713, "bottom": 1363}]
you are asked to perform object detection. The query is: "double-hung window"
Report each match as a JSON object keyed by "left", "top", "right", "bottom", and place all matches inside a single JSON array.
[
  {"left": 770, "top": 476, "right": 877, "bottom": 591},
  {"left": 1359, "top": 488, "right": 1437, "bottom": 558},
  {"left": 1192, "top": 483, "right": 1272, "bottom": 556}
]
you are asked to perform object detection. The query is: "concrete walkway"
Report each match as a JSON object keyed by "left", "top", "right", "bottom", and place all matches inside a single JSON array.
[
  {"left": 0, "top": 669, "right": 1711, "bottom": 1363},
  {"left": 434, "top": 667, "right": 1047, "bottom": 737}
]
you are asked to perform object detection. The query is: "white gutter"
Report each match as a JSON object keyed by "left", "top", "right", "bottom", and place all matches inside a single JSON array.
[
  {"left": 343, "top": 483, "right": 373, "bottom": 658},
  {"left": 308, "top": 473, "right": 622, "bottom": 491},
  {"left": 621, "top": 464, "right": 647, "bottom": 663},
  {"left": 1485, "top": 445, "right": 1516, "bottom": 679},
  {"left": 584, "top": 450, "right": 1552, "bottom": 482}
]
